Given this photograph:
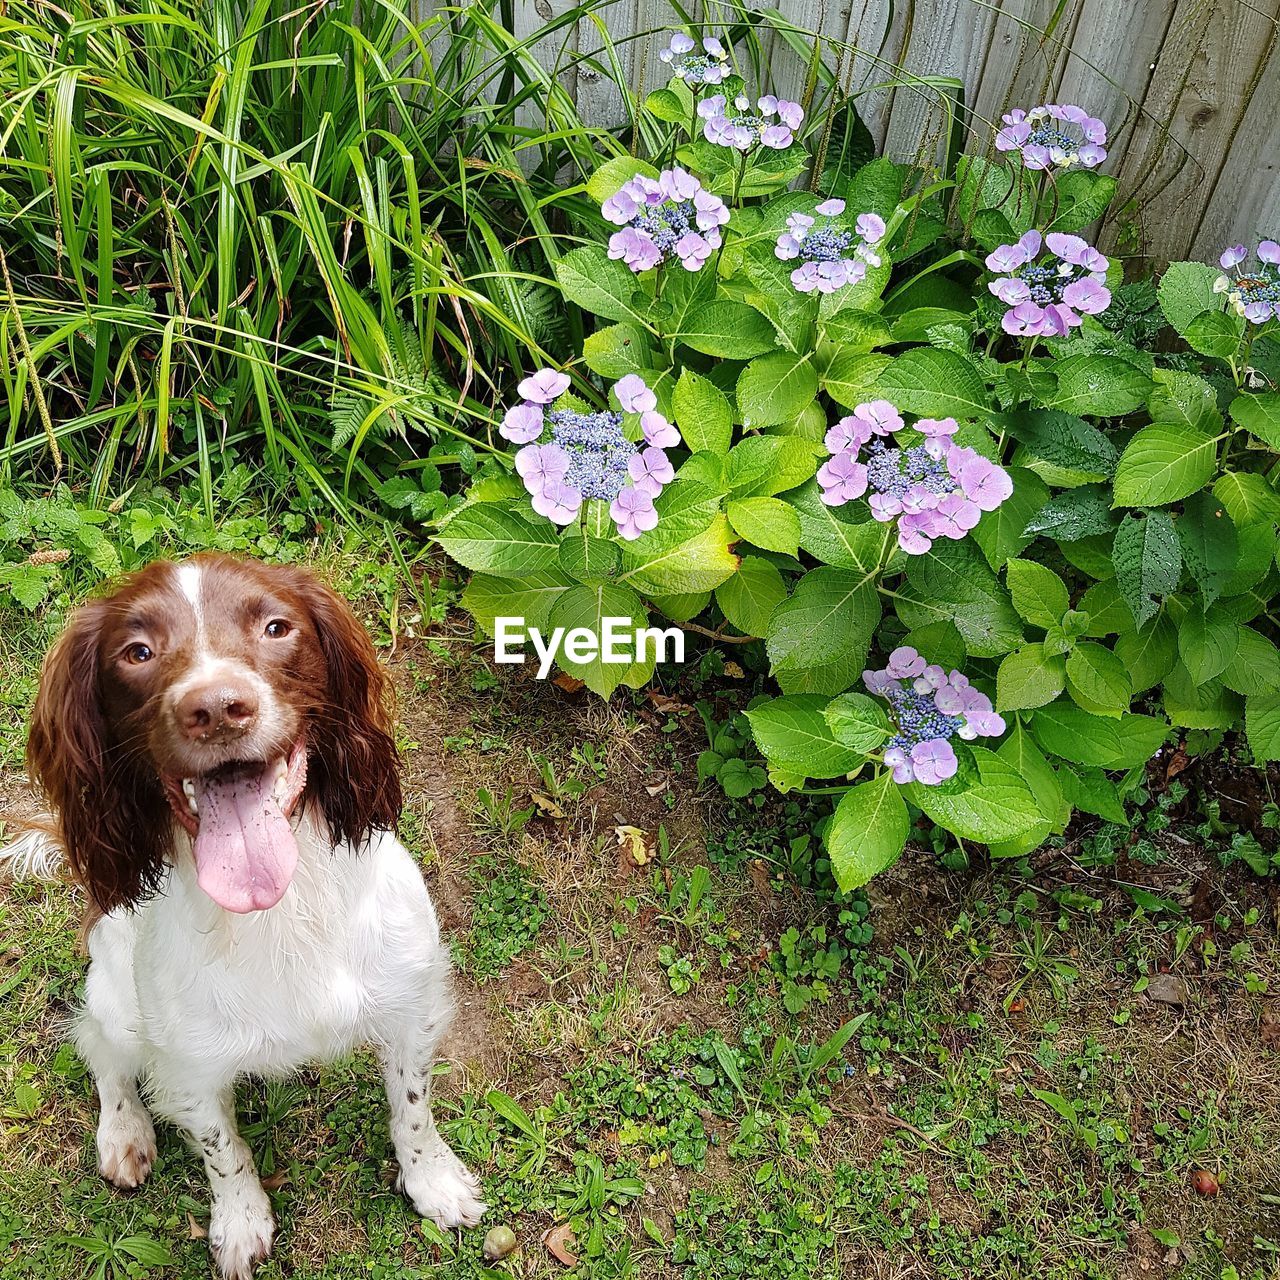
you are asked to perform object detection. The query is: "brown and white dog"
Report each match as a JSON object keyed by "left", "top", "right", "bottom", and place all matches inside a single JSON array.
[{"left": 3, "top": 554, "right": 484, "bottom": 1278}]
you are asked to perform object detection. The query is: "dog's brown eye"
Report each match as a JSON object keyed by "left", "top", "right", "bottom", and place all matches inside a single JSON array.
[
  {"left": 264, "top": 620, "right": 291, "bottom": 639},
  {"left": 124, "top": 643, "right": 154, "bottom": 665}
]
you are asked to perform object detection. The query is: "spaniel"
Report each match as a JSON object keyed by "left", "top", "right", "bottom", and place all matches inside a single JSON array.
[{"left": 3, "top": 554, "right": 484, "bottom": 1278}]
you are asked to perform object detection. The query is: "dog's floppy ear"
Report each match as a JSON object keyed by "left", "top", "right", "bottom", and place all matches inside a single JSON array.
[
  {"left": 276, "top": 566, "right": 402, "bottom": 845},
  {"left": 27, "top": 600, "right": 169, "bottom": 912}
]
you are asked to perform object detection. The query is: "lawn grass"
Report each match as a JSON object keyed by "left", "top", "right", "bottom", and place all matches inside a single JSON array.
[{"left": 1, "top": 549, "right": 1278, "bottom": 1280}]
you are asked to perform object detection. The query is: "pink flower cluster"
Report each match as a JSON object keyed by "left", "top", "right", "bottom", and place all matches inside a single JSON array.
[
  {"left": 817, "top": 401, "right": 1013, "bottom": 555},
  {"left": 500, "top": 370, "right": 681, "bottom": 540},
  {"left": 774, "top": 200, "right": 886, "bottom": 294},
  {"left": 1215, "top": 242, "right": 1280, "bottom": 323},
  {"left": 986, "top": 230, "right": 1110, "bottom": 337},
  {"left": 864, "top": 647, "right": 1006, "bottom": 786},
  {"left": 602, "top": 168, "right": 729, "bottom": 273},
  {"left": 994, "top": 104, "right": 1107, "bottom": 170},
  {"left": 698, "top": 93, "right": 802, "bottom": 150}
]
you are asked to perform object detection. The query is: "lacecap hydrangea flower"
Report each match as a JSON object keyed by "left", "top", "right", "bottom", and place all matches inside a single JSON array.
[
  {"left": 994, "top": 104, "right": 1107, "bottom": 170},
  {"left": 775, "top": 200, "right": 886, "bottom": 293},
  {"left": 986, "top": 230, "right": 1110, "bottom": 337},
  {"left": 864, "top": 646, "right": 1006, "bottom": 785},
  {"left": 602, "top": 167, "right": 729, "bottom": 273},
  {"left": 1215, "top": 242, "right": 1280, "bottom": 323},
  {"left": 658, "top": 32, "right": 730, "bottom": 85},
  {"left": 500, "top": 370, "right": 680, "bottom": 539},
  {"left": 817, "top": 401, "right": 1013, "bottom": 555},
  {"left": 698, "top": 92, "right": 802, "bottom": 150}
]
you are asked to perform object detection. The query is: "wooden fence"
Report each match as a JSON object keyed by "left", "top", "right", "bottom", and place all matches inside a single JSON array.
[{"left": 429, "top": 0, "right": 1280, "bottom": 262}]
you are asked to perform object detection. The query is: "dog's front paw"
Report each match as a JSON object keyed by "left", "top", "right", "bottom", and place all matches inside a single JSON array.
[
  {"left": 399, "top": 1138, "right": 486, "bottom": 1229},
  {"left": 97, "top": 1102, "right": 157, "bottom": 1190},
  {"left": 209, "top": 1188, "right": 275, "bottom": 1280}
]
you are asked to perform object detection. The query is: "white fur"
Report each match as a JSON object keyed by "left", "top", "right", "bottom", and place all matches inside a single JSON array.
[
  {"left": 0, "top": 827, "right": 63, "bottom": 880},
  {"left": 21, "top": 818, "right": 484, "bottom": 1279}
]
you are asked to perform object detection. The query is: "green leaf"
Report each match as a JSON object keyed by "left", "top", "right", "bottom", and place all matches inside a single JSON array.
[
  {"left": 1149, "top": 369, "right": 1222, "bottom": 434},
  {"left": 789, "top": 480, "right": 890, "bottom": 570},
  {"left": 823, "top": 692, "right": 892, "bottom": 753},
  {"left": 826, "top": 772, "right": 909, "bottom": 890},
  {"left": 587, "top": 156, "right": 658, "bottom": 204},
  {"left": 460, "top": 572, "right": 572, "bottom": 637},
  {"left": 1030, "top": 703, "right": 1169, "bottom": 769},
  {"left": 558, "top": 531, "right": 621, "bottom": 583},
  {"left": 874, "top": 348, "right": 988, "bottom": 417},
  {"left": 822, "top": 351, "right": 891, "bottom": 410},
  {"left": 553, "top": 246, "right": 650, "bottom": 327},
  {"left": 1229, "top": 392, "right": 1280, "bottom": 450},
  {"left": 436, "top": 503, "right": 560, "bottom": 578},
  {"left": 673, "top": 369, "right": 733, "bottom": 456},
  {"left": 1157, "top": 260, "right": 1222, "bottom": 333},
  {"left": 547, "top": 584, "right": 653, "bottom": 697},
  {"left": 905, "top": 746, "right": 1043, "bottom": 843},
  {"left": 1112, "top": 424, "right": 1218, "bottom": 507},
  {"left": 766, "top": 568, "right": 881, "bottom": 674},
  {"left": 737, "top": 352, "right": 818, "bottom": 427},
  {"left": 897, "top": 541, "right": 1023, "bottom": 657},
  {"left": 716, "top": 556, "right": 786, "bottom": 637},
  {"left": 1163, "top": 664, "right": 1240, "bottom": 729},
  {"left": 820, "top": 308, "right": 892, "bottom": 350},
  {"left": 726, "top": 497, "right": 801, "bottom": 556},
  {"left": 674, "top": 301, "right": 778, "bottom": 359},
  {"left": 972, "top": 467, "right": 1049, "bottom": 570},
  {"left": 582, "top": 323, "right": 656, "bottom": 379},
  {"left": 1059, "top": 764, "right": 1128, "bottom": 825},
  {"left": 1221, "top": 626, "right": 1280, "bottom": 696},
  {"left": 1045, "top": 170, "right": 1118, "bottom": 232},
  {"left": 1066, "top": 642, "right": 1132, "bottom": 715},
  {"left": 997, "top": 643, "right": 1066, "bottom": 711},
  {"left": 1006, "top": 558, "right": 1069, "bottom": 628},
  {"left": 745, "top": 695, "right": 867, "bottom": 779},
  {"left": 997, "top": 409, "right": 1118, "bottom": 478},
  {"left": 619, "top": 510, "right": 739, "bottom": 596},
  {"left": 1077, "top": 578, "right": 1134, "bottom": 635},
  {"left": 1214, "top": 471, "right": 1280, "bottom": 527},
  {"left": 1184, "top": 309, "right": 1244, "bottom": 359},
  {"left": 642, "top": 89, "right": 687, "bottom": 124},
  {"left": 1040, "top": 355, "right": 1152, "bottom": 417},
  {"left": 1245, "top": 693, "right": 1280, "bottom": 762},
  {"left": 1113, "top": 615, "right": 1178, "bottom": 694},
  {"left": 725, "top": 436, "right": 819, "bottom": 498},
  {"left": 1023, "top": 484, "right": 1116, "bottom": 541},
  {"left": 1112, "top": 511, "right": 1180, "bottom": 629},
  {"left": 1178, "top": 604, "right": 1239, "bottom": 683},
  {"left": 997, "top": 720, "right": 1070, "bottom": 832},
  {"left": 1176, "top": 490, "right": 1238, "bottom": 605}
]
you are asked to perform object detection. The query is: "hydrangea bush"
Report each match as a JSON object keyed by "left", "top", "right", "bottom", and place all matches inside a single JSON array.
[{"left": 437, "top": 32, "right": 1280, "bottom": 893}]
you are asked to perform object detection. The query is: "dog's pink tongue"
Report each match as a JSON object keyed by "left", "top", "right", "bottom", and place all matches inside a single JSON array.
[{"left": 192, "top": 767, "right": 298, "bottom": 913}]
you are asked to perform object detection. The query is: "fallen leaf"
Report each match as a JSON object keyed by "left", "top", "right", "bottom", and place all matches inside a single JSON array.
[
  {"left": 261, "top": 1170, "right": 290, "bottom": 1191},
  {"left": 187, "top": 1213, "right": 207, "bottom": 1240},
  {"left": 543, "top": 1223, "right": 579, "bottom": 1267},
  {"left": 1164, "top": 745, "right": 1189, "bottom": 783},
  {"left": 644, "top": 780, "right": 669, "bottom": 798},
  {"left": 646, "top": 690, "right": 690, "bottom": 715},
  {"left": 530, "top": 792, "right": 565, "bottom": 819},
  {"left": 552, "top": 673, "right": 585, "bottom": 693},
  {"left": 746, "top": 859, "right": 775, "bottom": 900},
  {"left": 615, "top": 824, "right": 651, "bottom": 868},
  {"left": 723, "top": 661, "right": 745, "bottom": 679}
]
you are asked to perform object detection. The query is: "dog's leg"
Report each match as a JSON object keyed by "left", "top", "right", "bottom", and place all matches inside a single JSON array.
[
  {"left": 376, "top": 961, "right": 485, "bottom": 1229},
  {"left": 75, "top": 930, "right": 157, "bottom": 1190},
  {"left": 156, "top": 1085, "right": 273, "bottom": 1280}
]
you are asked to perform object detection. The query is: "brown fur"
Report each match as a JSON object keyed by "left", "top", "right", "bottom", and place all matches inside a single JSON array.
[{"left": 26, "top": 555, "right": 402, "bottom": 914}]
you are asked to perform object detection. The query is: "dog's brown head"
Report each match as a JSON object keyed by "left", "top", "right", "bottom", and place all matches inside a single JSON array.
[{"left": 27, "top": 555, "right": 401, "bottom": 914}]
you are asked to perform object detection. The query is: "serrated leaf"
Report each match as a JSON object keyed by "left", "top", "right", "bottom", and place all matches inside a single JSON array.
[
  {"left": 897, "top": 541, "right": 1023, "bottom": 657},
  {"left": 1029, "top": 702, "right": 1168, "bottom": 769},
  {"left": 1065, "top": 642, "right": 1132, "bottom": 715},
  {"left": 553, "top": 246, "right": 651, "bottom": 327},
  {"left": 436, "top": 503, "right": 561, "bottom": 578},
  {"left": 823, "top": 692, "right": 892, "bottom": 753},
  {"left": 905, "top": 745, "right": 1043, "bottom": 843},
  {"left": 825, "top": 772, "right": 909, "bottom": 890},
  {"left": 789, "top": 480, "right": 890, "bottom": 570},
  {"left": 460, "top": 572, "right": 572, "bottom": 637},
  {"left": 1229, "top": 392, "right": 1280, "bottom": 450},
  {"left": 1184, "top": 309, "right": 1244, "bottom": 359},
  {"left": 997, "top": 643, "right": 1066, "bottom": 711},
  {"left": 547, "top": 583, "right": 654, "bottom": 697},
  {"left": 1112, "top": 511, "right": 1180, "bottom": 629},
  {"left": 737, "top": 352, "right": 818, "bottom": 427},
  {"left": 1113, "top": 615, "right": 1177, "bottom": 694},
  {"left": 716, "top": 555, "right": 787, "bottom": 637},
  {"left": 972, "top": 467, "right": 1049, "bottom": 569},
  {"left": 587, "top": 156, "right": 659, "bottom": 204},
  {"left": 1214, "top": 471, "right": 1280, "bottom": 527},
  {"left": 726, "top": 497, "right": 801, "bottom": 556},
  {"left": 672, "top": 369, "right": 733, "bottom": 456},
  {"left": 765, "top": 568, "right": 881, "bottom": 674},
  {"left": 1178, "top": 604, "right": 1239, "bottom": 683},
  {"left": 1221, "top": 626, "right": 1280, "bottom": 695},
  {"left": 1176, "top": 490, "right": 1237, "bottom": 605},
  {"left": 725, "top": 436, "right": 819, "bottom": 498},
  {"left": 998, "top": 409, "right": 1118, "bottom": 477},
  {"left": 1039, "top": 355, "right": 1152, "bottom": 417},
  {"left": 1006, "top": 558, "right": 1069, "bottom": 628},
  {"left": 874, "top": 348, "right": 989, "bottom": 417},
  {"left": 822, "top": 351, "right": 892, "bottom": 409},
  {"left": 1157, "top": 260, "right": 1222, "bottom": 333},
  {"left": 1112, "top": 424, "right": 1218, "bottom": 507},
  {"left": 1023, "top": 484, "right": 1117, "bottom": 540},
  {"left": 1245, "top": 693, "right": 1280, "bottom": 762},
  {"left": 674, "top": 301, "right": 778, "bottom": 359},
  {"left": 745, "top": 694, "right": 866, "bottom": 779}
]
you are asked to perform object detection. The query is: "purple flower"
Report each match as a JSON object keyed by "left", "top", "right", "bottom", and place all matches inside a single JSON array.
[
  {"left": 604, "top": 169, "right": 728, "bottom": 273},
  {"left": 517, "top": 368, "right": 570, "bottom": 405},
  {"left": 818, "top": 401, "right": 1012, "bottom": 554},
  {"left": 700, "top": 92, "right": 803, "bottom": 151},
  {"left": 610, "top": 484, "right": 660, "bottom": 540},
  {"left": 531, "top": 479, "right": 582, "bottom": 525},
  {"left": 628, "top": 446, "right": 674, "bottom": 495},
  {"left": 641, "top": 411, "right": 681, "bottom": 448},
  {"left": 615, "top": 374, "right": 657, "bottom": 414},
  {"left": 987, "top": 232, "right": 1110, "bottom": 335},
  {"left": 817, "top": 451, "right": 869, "bottom": 505},
  {"left": 515, "top": 442, "right": 570, "bottom": 495},
  {"left": 886, "top": 646, "right": 926, "bottom": 678},
  {"left": 1214, "top": 244, "right": 1280, "bottom": 325},
  {"left": 658, "top": 31, "right": 731, "bottom": 85},
  {"left": 911, "top": 739, "right": 958, "bottom": 785},
  {"left": 995, "top": 104, "right": 1108, "bottom": 170},
  {"left": 776, "top": 200, "right": 885, "bottom": 295},
  {"left": 500, "top": 402, "right": 544, "bottom": 443}
]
